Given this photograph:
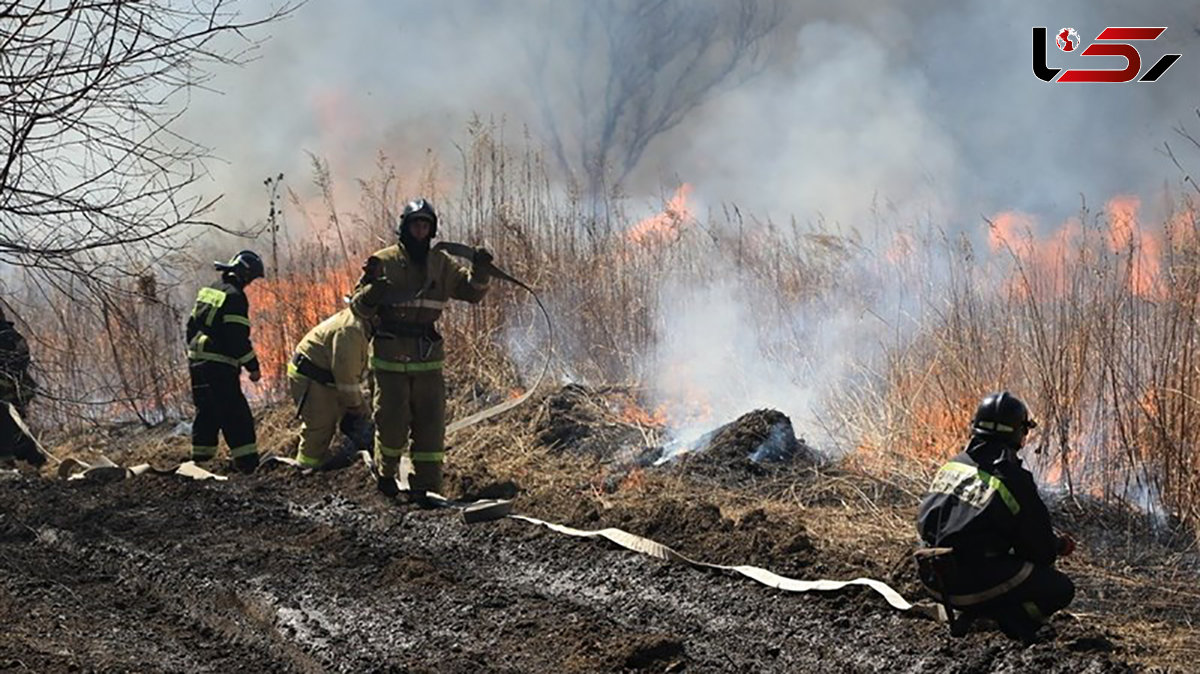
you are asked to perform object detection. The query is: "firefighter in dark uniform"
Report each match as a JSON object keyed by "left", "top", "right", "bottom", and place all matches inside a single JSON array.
[
  {"left": 916, "top": 392, "right": 1075, "bottom": 642},
  {"left": 351, "top": 199, "right": 490, "bottom": 499},
  {"left": 0, "top": 306, "right": 44, "bottom": 467},
  {"left": 185, "top": 250, "right": 265, "bottom": 474}
]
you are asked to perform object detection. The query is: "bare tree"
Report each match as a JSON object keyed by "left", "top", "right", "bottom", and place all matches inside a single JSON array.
[
  {"left": 0, "top": 0, "right": 297, "bottom": 281},
  {"left": 528, "top": 0, "right": 782, "bottom": 218},
  {"left": 0, "top": 0, "right": 295, "bottom": 427}
]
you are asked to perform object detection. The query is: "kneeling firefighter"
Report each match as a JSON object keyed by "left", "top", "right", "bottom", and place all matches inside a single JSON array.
[
  {"left": 185, "top": 250, "right": 265, "bottom": 474},
  {"left": 287, "top": 289, "right": 384, "bottom": 469},
  {"left": 915, "top": 392, "right": 1076, "bottom": 641},
  {"left": 351, "top": 198, "right": 491, "bottom": 499}
]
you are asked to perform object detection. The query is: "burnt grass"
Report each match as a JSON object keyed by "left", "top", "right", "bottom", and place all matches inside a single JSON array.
[{"left": 0, "top": 386, "right": 1180, "bottom": 672}]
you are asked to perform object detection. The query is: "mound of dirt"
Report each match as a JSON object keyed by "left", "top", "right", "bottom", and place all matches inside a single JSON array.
[
  {"left": 671, "top": 409, "right": 817, "bottom": 483},
  {"left": 532, "top": 383, "right": 645, "bottom": 458}
]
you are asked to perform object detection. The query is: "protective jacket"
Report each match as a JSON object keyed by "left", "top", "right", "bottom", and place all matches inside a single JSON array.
[
  {"left": 289, "top": 308, "right": 371, "bottom": 409},
  {"left": 0, "top": 318, "right": 35, "bottom": 406},
  {"left": 185, "top": 280, "right": 260, "bottom": 373},
  {"left": 363, "top": 243, "right": 489, "bottom": 371},
  {"left": 917, "top": 436, "right": 1061, "bottom": 605}
]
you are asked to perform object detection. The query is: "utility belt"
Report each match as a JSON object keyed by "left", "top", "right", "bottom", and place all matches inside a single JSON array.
[
  {"left": 376, "top": 318, "right": 440, "bottom": 340},
  {"left": 289, "top": 353, "right": 335, "bottom": 386}
]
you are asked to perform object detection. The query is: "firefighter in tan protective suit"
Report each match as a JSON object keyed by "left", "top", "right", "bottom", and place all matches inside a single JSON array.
[
  {"left": 287, "top": 289, "right": 383, "bottom": 469},
  {"left": 351, "top": 198, "right": 491, "bottom": 500}
]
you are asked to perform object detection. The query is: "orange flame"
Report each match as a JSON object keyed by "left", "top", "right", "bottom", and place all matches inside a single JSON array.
[
  {"left": 246, "top": 264, "right": 360, "bottom": 385},
  {"left": 1105, "top": 195, "right": 1164, "bottom": 300},
  {"left": 628, "top": 184, "right": 694, "bottom": 247},
  {"left": 619, "top": 401, "right": 669, "bottom": 428}
]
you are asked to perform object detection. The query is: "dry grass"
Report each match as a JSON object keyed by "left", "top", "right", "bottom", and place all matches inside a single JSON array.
[{"left": 16, "top": 118, "right": 1200, "bottom": 563}]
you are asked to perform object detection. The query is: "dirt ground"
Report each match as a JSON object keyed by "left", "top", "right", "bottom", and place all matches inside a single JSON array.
[{"left": 0, "top": 384, "right": 1195, "bottom": 672}]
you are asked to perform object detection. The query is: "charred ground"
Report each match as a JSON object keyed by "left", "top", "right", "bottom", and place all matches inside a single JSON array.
[{"left": 0, "top": 384, "right": 1195, "bottom": 672}]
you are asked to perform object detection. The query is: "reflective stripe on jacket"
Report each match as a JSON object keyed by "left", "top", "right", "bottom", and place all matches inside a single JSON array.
[
  {"left": 290, "top": 308, "right": 370, "bottom": 408},
  {"left": 354, "top": 243, "right": 488, "bottom": 368},
  {"left": 917, "top": 438, "right": 1059, "bottom": 565},
  {"left": 185, "top": 280, "right": 259, "bottom": 372}
]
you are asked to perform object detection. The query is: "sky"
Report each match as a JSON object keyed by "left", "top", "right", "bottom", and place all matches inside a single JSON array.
[{"left": 178, "top": 0, "right": 1200, "bottom": 240}]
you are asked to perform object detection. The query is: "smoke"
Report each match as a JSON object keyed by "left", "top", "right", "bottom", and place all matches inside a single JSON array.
[
  {"left": 174, "top": 0, "right": 1200, "bottom": 454},
  {"left": 180, "top": 0, "right": 1199, "bottom": 233}
]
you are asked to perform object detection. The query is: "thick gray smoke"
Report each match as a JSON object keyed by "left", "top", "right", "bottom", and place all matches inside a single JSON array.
[
  {"left": 181, "top": 0, "right": 1200, "bottom": 232},
  {"left": 176, "top": 0, "right": 1200, "bottom": 452}
]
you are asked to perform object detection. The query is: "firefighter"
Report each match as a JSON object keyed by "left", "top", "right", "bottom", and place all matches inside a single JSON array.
[
  {"left": 351, "top": 198, "right": 491, "bottom": 500},
  {"left": 287, "top": 288, "right": 383, "bottom": 469},
  {"left": 0, "top": 306, "right": 44, "bottom": 468},
  {"left": 185, "top": 250, "right": 265, "bottom": 474},
  {"left": 916, "top": 392, "right": 1076, "bottom": 642}
]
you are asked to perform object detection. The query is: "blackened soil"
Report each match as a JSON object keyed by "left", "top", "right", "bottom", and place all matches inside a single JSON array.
[
  {"left": 0, "top": 465, "right": 1136, "bottom": 673},
  {"left": 533, "top": 383, "right": 645, "bottom": 459},
  {"left": 673, "top": 409, "right": 817, "bottom": 485}
]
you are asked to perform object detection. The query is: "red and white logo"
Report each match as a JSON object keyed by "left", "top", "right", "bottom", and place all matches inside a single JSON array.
[
  {"left": 1033, "top": 26, "right": 1181, "bottom": 83},
  {"left": 1056, "top": 27, "right": 1081, "bottom": 52}
]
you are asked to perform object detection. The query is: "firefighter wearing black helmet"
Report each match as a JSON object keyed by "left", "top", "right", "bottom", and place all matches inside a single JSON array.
[
  {"left": 916, "top": 392, "right": 1076, "bottom": 642},
  {"left": 185, "top": 250, "right": 265, "bottom": 474},
  {"left": 351, "top": 199, "right": 491, "bottom": 499}
]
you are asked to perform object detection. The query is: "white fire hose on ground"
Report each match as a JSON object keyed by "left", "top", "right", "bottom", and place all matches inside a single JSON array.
[{"left": 38, "top": 244, "right": 938, "bottom": 621}]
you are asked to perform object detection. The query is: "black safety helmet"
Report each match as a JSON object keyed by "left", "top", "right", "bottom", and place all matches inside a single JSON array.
[
  {"left": 396, "top": 198, "right": 438, "bottom": 239},
  {"left": 214, "top": 250, "right": 266, "bottom": 284},
  {"left": 971, "top": 391, "right": 1037, "bottom": 443}
]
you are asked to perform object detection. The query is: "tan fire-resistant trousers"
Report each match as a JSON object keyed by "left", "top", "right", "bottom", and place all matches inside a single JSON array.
[
  {"left": 289, "top": 375, "right": 343, "bottom": 468},
  {"left": 371, "top": 369, "right": 446, "bottom": 493}
]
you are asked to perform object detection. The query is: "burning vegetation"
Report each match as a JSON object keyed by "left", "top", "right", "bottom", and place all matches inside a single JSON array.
[{"left": 15, "top": 120, "right": 1200, "bottom": 534}]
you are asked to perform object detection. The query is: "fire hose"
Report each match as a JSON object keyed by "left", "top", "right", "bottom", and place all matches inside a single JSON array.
[
  {"left": 433, "top": 241, "right": 554, "bottom": 437},
  {"left": 4, "top": 401, "right": 60, "bottom": 466},
  {"left": 35, "top": 246, "right": 935, "bottom": 619}
]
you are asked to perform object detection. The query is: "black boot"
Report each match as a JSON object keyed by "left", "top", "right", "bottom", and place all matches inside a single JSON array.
[
  {"left": 994, "top": 604, "right": 1041, "bottom": 644},
  {"left": 377, "top": 475, "right": 400, "bottom": 498},
  {"left": 233, "top": 453, "right": 259, "bottom": 475}
]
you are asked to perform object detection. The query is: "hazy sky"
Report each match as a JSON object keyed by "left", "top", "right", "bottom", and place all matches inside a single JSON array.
[{"left": 177, "top": 0, "right": 1200, "bottom": 239}]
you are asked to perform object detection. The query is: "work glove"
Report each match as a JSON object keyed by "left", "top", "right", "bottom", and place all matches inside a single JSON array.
[
  {"left": 338, "top": 406, "right": 369, "bottom": 436},
  {"left": 1055, "top": 531, "right": 1076, "bottom": 557},
  {"left": 360, "top": 255, "right": 384, "bottom": 284},
  {"left": 471, "top": 247, "right": 493, "bottom": 282},
  {"left": 248, "top": 369, "right": 262, "bottom": 383}
]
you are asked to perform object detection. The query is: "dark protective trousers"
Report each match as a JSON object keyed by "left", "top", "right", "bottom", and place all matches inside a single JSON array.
[
  {"left": 920, "top": 557, "right": 1074, "bottom": 636},
  {"left": 189, "top": 361, "right": 257, "bottom": 461},
  {"left": 981, "top": 564, "right": 1075, "bottom": 633},
  {"left": 0, "top": 403, "right": 41, "bottom": 465}
]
